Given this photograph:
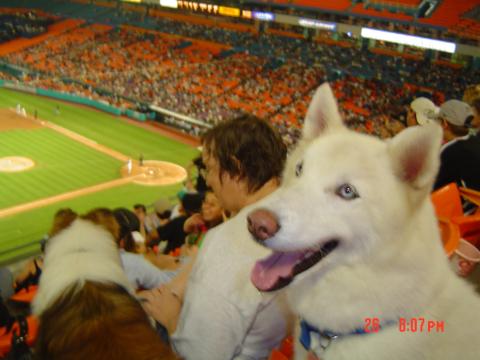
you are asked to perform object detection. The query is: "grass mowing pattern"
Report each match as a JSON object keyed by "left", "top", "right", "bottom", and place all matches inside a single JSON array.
[
  {"left": 0, "top": 88, "right": 198, "bottom": 263},
  {"left": 0, "top": 128, "right": 121, "bottom": 208}
]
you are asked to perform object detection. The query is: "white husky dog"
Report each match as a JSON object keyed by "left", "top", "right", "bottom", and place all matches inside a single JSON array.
[{"left": 248, "top": 83, "right": 480, "bottom": 359}]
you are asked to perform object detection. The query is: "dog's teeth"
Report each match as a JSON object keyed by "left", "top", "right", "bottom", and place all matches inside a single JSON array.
[{"left": 304, "top": 250, "right": 315, "bottom": 258}]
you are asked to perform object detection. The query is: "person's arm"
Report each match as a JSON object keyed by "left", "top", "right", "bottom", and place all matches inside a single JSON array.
[
  {"left": 141, "top": 286, "right": 182, "bottom": 334},
  {"left": 146, "top": 251, "right": 181, "bottom": 270},
  {"left": 141, "top": 251, "right": 197, "bottom": 331},
  {"left": 142, "top": 280, "right": 249, "bottom": 359},
  {"left": 183, "top": 213, "right": 205, "bottom": 234},
  {"left": 124, "top": 252, "right": 175, "bottom": 289},
  {"left": 168, "top": 250, "right": 197, "bottom": 299},
  {"left": 136, "top": 214, "right": 148, "bottom": 243}
]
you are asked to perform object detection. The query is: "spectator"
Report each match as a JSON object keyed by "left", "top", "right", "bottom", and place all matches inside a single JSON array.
[
  {"left": 471, "top": 97, "right": 480, "bottom": 133},
  {"left": 407, "top": 97, "right": 439, "bottom": 127},
  {"left": 141, "top": 115, "right": 292, "bottom": 360},
  {"left": 83, "top": 208, "right": 176, "bottom": 290},
  {"left": 186, "top": 155, "right": 208, "bottom": 193},
  {"left": 182, "top": 190, "right": 226, "bottom": 252},
  {"left": 133, "top": 204, "right": 182, "bottom": 271},
  {"left": 156, "top": 193, "right": 203, "bottom": 255},
  {"left": 133, "top": 203, "right": 158, "bottom": 242},
  {"left": 434, "top": 100, "right": 480, "bottom": 191}
]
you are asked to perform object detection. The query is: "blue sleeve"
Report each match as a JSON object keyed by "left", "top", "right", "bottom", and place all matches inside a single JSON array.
[{"left": 121, "top": 252, "right": 176, "bottom": 289}]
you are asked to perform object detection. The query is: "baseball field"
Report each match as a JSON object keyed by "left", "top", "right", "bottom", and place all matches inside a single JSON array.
[{"left": 0, "top": 87, "right": 199, "bottom": 264}]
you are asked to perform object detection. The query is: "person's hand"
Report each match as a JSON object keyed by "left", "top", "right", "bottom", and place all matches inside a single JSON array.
[
  {"left": 180, "top": 244, "right": 198, "bottom": 258},
  {"left": 183, "top": 213, "right": 205, "bottom": 233},
  {"left": 140, "top": 286, "right": 182, "bottom": 334},
  {"left": 14, "top": 258, "right": 42, "bottom": 289}
]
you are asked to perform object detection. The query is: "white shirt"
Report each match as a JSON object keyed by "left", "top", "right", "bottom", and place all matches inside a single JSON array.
[{"left": 171, "top": 208, "right": 292, "bottom": 360}]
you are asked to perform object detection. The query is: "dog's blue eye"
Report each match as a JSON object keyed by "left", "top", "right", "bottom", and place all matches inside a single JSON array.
[
  {"left": 336, "top": 184, "right": 359, "bottom": 200},
  {"left": 295, "top": 161, "right": 303, "bottom": 177}
]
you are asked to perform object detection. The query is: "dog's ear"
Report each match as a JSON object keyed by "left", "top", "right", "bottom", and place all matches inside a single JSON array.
[
  {"left": 388, "top": 123, "right": 442, "bottom": 193},
  {"left": 303, "top": 83, "right": 343, "bottom": 141}
]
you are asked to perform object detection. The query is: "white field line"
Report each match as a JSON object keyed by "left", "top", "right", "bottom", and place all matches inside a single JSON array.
[
  {"left": 0, "top": 175, "right": 141, "bottom": 219},
  {"left": 0, "top": 110, "right": 134, "bottom": 218}
]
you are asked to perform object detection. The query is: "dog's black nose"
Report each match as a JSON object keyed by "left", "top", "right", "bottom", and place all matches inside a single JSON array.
[{"left": 247, "top": 209, "right": 279, "bottom": 242}]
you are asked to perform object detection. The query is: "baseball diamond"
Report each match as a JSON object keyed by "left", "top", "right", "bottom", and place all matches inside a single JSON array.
[{"left": 0, "top": 88, "right": 198, "bottom": 263}]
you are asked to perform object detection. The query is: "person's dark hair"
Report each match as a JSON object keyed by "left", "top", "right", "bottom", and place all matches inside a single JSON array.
[
  {"left": 192, "top": 156, "right": 205, "bottom": 170},
  {"left": 112, "top": 208, "right": 140, "bottom": 253},
  {"left": 202, "top": 115, "right": 287, "bottom": 193},
  {"left": 133, "top": 204, "right": 146, "bottom": 213},
  {"left": 156, "top": 210, "right": 172, "bottom": 220},
  {"left": 181, "top": 193, "right": 204, "bottom": 215},
  {"left": 445, "top": 121, "right": 470, "bottom": 137}
]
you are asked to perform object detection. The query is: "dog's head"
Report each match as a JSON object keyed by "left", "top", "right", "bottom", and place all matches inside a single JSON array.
[
  {"left": 33, "top": 219, "right": 176, "bottom": 360},
  {"left": 248, "top": 83, "right": 442, "bottom": 293},
  {"left": 33, "top": 219, "right": 132, "bottom": 315}
]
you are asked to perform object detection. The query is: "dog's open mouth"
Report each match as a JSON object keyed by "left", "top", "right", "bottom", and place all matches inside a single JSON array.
[{"left": 251, "top": 240, "right": 338, "bottom": 292}]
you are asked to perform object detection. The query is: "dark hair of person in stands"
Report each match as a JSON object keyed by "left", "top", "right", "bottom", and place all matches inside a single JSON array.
[
  {"left": 113, "top": 208, "right": 141, "bottom": 253},
  {"left": 133, "top": 204, "right": 147, "bottom": 213}
]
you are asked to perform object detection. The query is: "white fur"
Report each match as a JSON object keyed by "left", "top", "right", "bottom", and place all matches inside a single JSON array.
[
  {"left": 252, "top": 83, "right": 480, "bottom": 359},
  {"left": 33, "top": 219, "right": 132, "bottom": 315}
]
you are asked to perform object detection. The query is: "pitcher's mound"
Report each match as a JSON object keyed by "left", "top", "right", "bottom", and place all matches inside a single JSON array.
[
  {"left": 0, "top": 156, "right": 35, "bottom": 172},
  {"left": 121, "top": 160, "right": 187, "bottom": 186}
]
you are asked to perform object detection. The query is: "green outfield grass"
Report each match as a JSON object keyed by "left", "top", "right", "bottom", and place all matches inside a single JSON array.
[
  {"left": 0, "top": 88, "right": 199, "bottom": 264},
  {"left": 0, "top": 128, "right": 122, "bottom": 209}
]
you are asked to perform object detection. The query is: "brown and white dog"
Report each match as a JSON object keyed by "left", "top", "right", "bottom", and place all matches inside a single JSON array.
[{"left": 33, "top": 219, "right": 175, "bottom": 360}]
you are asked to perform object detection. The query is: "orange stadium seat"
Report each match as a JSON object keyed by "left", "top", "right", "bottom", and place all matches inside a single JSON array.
[
  {"left": 10, "top": 285, "right": 38, "bottom": 304},
  {"left": 419, "top": 0, "right": 478, "bottom": 28},
  {"left": 0, "top": 316, "right": 38, "bottom": 357},
  {"left": 431, "top": 183, "right": 463, "bottom": 219}
]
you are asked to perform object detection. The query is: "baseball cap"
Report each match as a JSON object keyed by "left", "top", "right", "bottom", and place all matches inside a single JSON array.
[
  {"left": 410, "top": 97, "right": 439, "bottom": 125},
  {"left": 153, "top": 198, "right": 172, "bottom": 214},
  {"left": 439, "top": 100, "right": 474, "bottom": 127}
]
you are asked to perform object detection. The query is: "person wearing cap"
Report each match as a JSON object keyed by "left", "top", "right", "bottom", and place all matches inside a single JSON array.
[
  {"left": 468, "top": 97, "right": 480, "bottom": 134},
  {"left": 434, "top": 100, "right": 480, "bottom": 191},
  {"left": 407, "top": 97, "right": 440, "bottom": 127},
  {"left": 463, "top": 84, "right": 480, "bottom": 133}
]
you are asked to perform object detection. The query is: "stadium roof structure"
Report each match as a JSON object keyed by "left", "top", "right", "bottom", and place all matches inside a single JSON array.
[{"left": 241, "top": 0, "right": 479, "bottom": 28}]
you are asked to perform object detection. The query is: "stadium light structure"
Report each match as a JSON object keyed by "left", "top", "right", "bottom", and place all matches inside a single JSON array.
[
  {"left": 298, "top": 18, "right": 336, "bottom": 31},
  {"left": 160, "top": 0, "right": 178, "bottom": 8},
  {"left": 252, "top": 11, "right": 274, "bottom": 21},
  {"left": 361, "top": 27, "right": 456, "bottom": 53}
]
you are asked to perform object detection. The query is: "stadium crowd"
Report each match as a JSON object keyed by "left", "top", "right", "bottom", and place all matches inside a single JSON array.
[
  {"left": 0, "top": 1, "right": 480, "bottom": 359},
  {"left": 1, "top": 12, "right": 478, "bottom": 144},
  {"left": 0, "top": 10, "right": 54, "bottom": 43}
]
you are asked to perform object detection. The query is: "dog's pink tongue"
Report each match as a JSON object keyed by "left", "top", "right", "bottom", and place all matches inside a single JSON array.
[{"left": 251, "top": 251, "right": 304, "bottom": 291}]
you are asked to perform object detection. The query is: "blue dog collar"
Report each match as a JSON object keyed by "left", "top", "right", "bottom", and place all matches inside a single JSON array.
[{"left": 299, "top": 319, "right": 395, "bottom": 356}]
